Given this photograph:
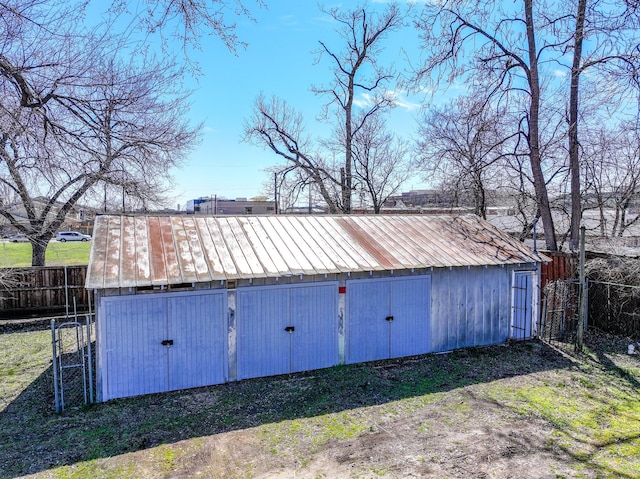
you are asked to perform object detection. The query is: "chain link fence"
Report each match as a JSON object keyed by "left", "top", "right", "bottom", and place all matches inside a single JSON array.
[
  {"left": 587, "top": 280, "right": 640, "bottom": 339},
  {"left": 540, "top": 279, "right": 580, "bottom": 346},
  {"left": 540, "top": 276, "right": 640, "bottom": 349},
  {"left": 51, "top": 315, "right": 95, "bottom": 412}
]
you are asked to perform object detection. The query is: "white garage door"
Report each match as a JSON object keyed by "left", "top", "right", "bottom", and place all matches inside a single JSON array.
[
  {"left": 236, "top": 282, "right": 339, "bottom": 380},
  {"left": 346, "top": 276, "right": 431, "bottom": 364},
  {"left": 100, "top": 290, "right": 227, "bottom": 401}
]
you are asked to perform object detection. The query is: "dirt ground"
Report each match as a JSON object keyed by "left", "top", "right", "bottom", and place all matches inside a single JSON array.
[{"left": 165, "top": 385, "right": 573, "bottom": 479}]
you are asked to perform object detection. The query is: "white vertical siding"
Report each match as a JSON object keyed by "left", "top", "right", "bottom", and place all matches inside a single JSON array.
[
  {"left": 168, "top": 292, "right": 227, "bottom": 390},
  {"left": 289, "top": 284, "right": 339, "bottom": 373},
  {"left": 99, "top": 290, "right": 227, "bottom": 401},
  {"left": 236, "top": 287, "right": 290, "bottom": 380},
  {"left": 102, "top": 296, "right": 168, "bottom": 400},
  {"left": 346, "top": 276, "right": 432, "bottom": 364},
  {"left": 429, "top": 266, "right": 534, "bottom": 353},
  {"left": 346, "top": 280, "right": 390, "bottom": 364},
  {"left": 96, "top": 264, "right": 540, "bottom": 402},
  {"left": 389, "top": 277, "right": 431, "bottom": 358},
  {"left": 236, "top": 283, "right": 339, "bottom": 380}
]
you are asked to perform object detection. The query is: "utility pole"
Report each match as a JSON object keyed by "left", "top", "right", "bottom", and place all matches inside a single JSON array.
[{"left": 274, "top": 172, "right": 279, "bottom": 215}]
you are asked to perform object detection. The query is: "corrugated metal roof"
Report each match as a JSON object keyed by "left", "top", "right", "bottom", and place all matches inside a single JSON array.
[{"left": 86, "top": 214, "right": 544, "bottom": 289}]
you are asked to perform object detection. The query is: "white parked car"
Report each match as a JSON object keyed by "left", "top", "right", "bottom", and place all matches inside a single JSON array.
[{"left": 56, "top": 231, "right": 91, "bottom": 242}]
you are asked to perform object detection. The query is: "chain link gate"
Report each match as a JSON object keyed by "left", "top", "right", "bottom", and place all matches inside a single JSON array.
[
  {"left": 541, "top": 279, "right": 580, "bottom": 346},
  {"left": 51, "top": 315, "right": 94, "bottom": 412}
]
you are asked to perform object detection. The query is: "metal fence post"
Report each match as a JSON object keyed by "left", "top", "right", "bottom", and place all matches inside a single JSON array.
[
  {"left": 86, "top": 314, "right": 94, "bottom": 404},
  {"left": 576, "top": 226, "right": 586, "bottom": 351},
  {"left": 51, "top": 319, "right": 60, "bottom": 413}
]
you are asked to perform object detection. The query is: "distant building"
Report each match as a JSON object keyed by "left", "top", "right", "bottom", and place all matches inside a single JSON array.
[
  {"left": 382, "top": 189, "right": 515, "bottom": 216},
  {"left": 0, "top": 197, "right": 96, "bottom": 235},
  {"left": 187, "top": 197, "right": 276, "bottom": 215}
]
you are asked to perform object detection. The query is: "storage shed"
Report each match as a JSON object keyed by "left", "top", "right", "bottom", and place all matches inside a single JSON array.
[{"left": 86, "top": 214, "right": 544, "bottom": 401}]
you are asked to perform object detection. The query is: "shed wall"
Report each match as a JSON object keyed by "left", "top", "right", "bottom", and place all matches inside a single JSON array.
[
  {"left": 430, "top": 265, "right": 534, "bottom": 352},
  {"left": 94, "top": 264, "right": 538, "bottom": 401}
]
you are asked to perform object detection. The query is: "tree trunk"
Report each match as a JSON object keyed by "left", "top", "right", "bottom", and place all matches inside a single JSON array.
[
  {"left": 525, "top": 0, "right": 557, "bottom": 251},
  {"left": 31, "top": 238, "right": 48, "bottom": 267},
  {"left": 473, "top": 169, "right": 487, "bottom": 219},
  {"left": 598, "top": 198, "right": 607, "bottom": 237},
  {"left": 569, "top": 0, "right": 587, "bottom": 250},
  {"left": 343, "top": 75, "right": 355, "bottom": 214},
  {"left": 612, "top": 203, "right": 621, "bottom": 237},
  {"left": 618, "top": 199, "right": 629, "bottom": 237}
]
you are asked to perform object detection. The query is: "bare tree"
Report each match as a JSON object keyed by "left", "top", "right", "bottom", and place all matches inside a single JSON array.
[
  {"left": 103, "top": 0, "right": 265, "bottom": 57},
  {"left": 245, "top": 3, "right": 406, "bottom": 213},
  {"left": 244, "top": 94, "right": 343, "bottom": 212},
  {"left": 312, "top": 3, "right": 404, "bottom": 213},
  {"left": 351, "top": 114, "right": 413, "bottom": 213},
  {"left": 584, "top": 125, "right": 640, "bottom": 237},
  {"left": 414, "top": 0, "right": 566, "bottom": 250},
  {"left": 0, "top": 4, "right": 197, "bottom": 265},
  {"left": 416, "top": 96, "right": 515, "bottom": 219},
  {"left": 414, "top": 0, "right": 640, "bottom": 250},
  {"left": 566, "top": 0, "right": 640, "bottom": 248}
]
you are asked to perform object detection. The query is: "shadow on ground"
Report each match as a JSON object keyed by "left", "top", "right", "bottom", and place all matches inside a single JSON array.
[{"left": 1, "top": 339, "right": 575, "bottom": 478}]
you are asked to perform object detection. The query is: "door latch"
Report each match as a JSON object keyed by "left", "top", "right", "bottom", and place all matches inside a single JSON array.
[
  {"left": 284, "top": 326, "right": 295, "bottom": 333},
  {"left": 385, "top": 316, "right": 394, "bottom": 322},
  {"left": 161, "top": 339, "right": 174, "bottom": 346}
]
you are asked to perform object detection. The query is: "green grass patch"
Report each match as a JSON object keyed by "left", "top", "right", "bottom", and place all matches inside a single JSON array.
[
  {"left": 0, "top": 241, "right": 90, "bottom": 267},
  {"left": 485, "top": 358, "right": 640, "bottom": 479},
  {"left": 51, "top": 460, "right": 136, "bottom": 479},
  {"left": 0, "top": 329, "right": 51, "bottom": 406}
]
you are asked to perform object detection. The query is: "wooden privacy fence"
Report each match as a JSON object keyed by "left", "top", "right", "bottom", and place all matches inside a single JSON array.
[
  {"left": 0, "top": 266, "right": 89, "bottom": 319},
  {"left": 541, "top": 251, "right": 576, "bottom": 287}
]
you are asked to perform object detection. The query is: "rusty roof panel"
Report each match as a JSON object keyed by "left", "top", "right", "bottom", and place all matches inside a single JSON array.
[
  {"left": 193, "top": 217, "right": 225, "bottom": 279},
  {"left": 86, "top": 214, "right": 544, "bottom": 289},
  {"left": 158, "top": 216, "right": 182, "bottom": 284},
  {"left": 171, "top": 216, "right": 199, "bottom": 283},
  {"left": 314, "top": 216, "right": 380, "bottom": 270},
  {"left": 337, "top": 218, "right": 398, "bottom": 270},
  {"left": 147, "top": 216, "right": 168, "bottom": 285},
  {"left": 86, "top": 215, "right": 108, "bottom": 290}
]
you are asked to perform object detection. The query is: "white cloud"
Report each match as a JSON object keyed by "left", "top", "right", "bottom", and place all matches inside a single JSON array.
[
  {"left": 353, "top": 90, "right": 422, "bottom": 111},
  {"left": 353, "top": 93, "right": 374, "bottom": 108},
  {"left": 388, "top": 89, "right": 423, "bottom": 110}
]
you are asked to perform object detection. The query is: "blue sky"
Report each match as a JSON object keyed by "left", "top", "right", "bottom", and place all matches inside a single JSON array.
[{"left": 163, "top": 1, "right": 430, "bottom": 209}]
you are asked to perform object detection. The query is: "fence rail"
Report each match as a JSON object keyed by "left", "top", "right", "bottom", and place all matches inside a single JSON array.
[{"left": 0, "top": 266, "right": 88, "bottom": 319}]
